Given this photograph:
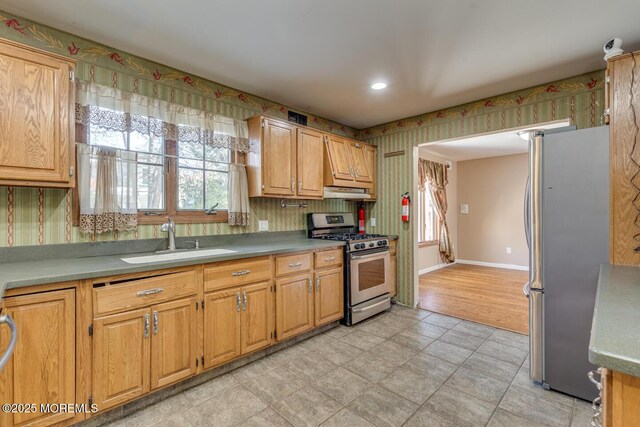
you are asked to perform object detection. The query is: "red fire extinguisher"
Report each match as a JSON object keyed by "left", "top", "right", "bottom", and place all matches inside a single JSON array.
[
  {"left": 358, "top": 203, "right": 366, "bottom": 234},
  {"left": 401, "top": 192, "right": 410, "bottom": 222}
]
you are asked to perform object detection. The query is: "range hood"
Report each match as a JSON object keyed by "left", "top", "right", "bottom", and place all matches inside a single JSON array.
[{"left": 323, "top": 187, "right": 371, "bottom": 199}]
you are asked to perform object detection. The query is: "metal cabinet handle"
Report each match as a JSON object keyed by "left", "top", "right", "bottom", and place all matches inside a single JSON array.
[
  {"left": 236, "top": 292, "right": 241, "bottom": 312},
  {"left": 316, "top": 277, "right": 321, "bottom": 292},
  {"left": 232, "top": 270, "right": 250, "bottom": 277},
  {"left": 291, "top": 177, "right": 295, "bottom": 192},
  {"left": 0, "top": 315, "right": 17, "bottom": 370},
  {"left": 307, "top": 278, "right": 312, "bottom": 293},
  {"left": 588, "top": 369, "right": 603, "bottom": 426},
  {"left": 324, "top": 257, "right": 336, "bottom": 261},
  {"left": 523, "top": 282, "right": 530, "bottom": 298},
  {"left": 137, "top": 288, "right": 164, "bottom": 297},
  {"left": 242, "top": 292, "right": 247, "bottom": 311},
  {"left": 298, "top": 179, "right": 302, "bottom": 191},
  {"left": 289, "top": 262, "right": 303, "bottom": 268},
  {"left": 143, "top": 313, "right": 150, "bottom": 338},
  {"left": 153, "top": 311, "right": 159, "bottom": 335}
]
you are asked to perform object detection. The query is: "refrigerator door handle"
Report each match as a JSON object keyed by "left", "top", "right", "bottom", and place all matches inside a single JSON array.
[
  {"left": 524, "top": 176, "right": 531, "bottom": 249},
  {"left": 523, "top": 282, "right": 530, "bottom": 297}
]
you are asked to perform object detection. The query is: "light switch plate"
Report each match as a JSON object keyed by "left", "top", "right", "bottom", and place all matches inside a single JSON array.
[
  {"left": 258, "top": 220, "right": 268, "bottom": 232},
  {"left": 460, "top": 204, "right": 469, "bottom": 214},
  {"left": 370, "top": 218, "right": 376, "bottom": 227},
  {"left": 506, "top": 247, "right": 512, "bottom": 254}
]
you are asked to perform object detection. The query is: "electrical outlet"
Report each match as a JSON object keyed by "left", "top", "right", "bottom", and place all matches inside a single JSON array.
[
  {"left": 370, "top": 218, "right": 376, "bottom": 227},
  {"left": 258, "top": 220, "right": 269, "bottom": 232},
  {"left": 460, "top": 204, "right": 469, "bottom": 214},
  {"left": 506, "top": 247, "right": 512, "bottom": 254}
]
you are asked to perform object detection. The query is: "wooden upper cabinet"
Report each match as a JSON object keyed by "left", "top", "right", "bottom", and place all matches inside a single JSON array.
[
  {"left": 349, "top": 141, "right": 372, "bottom": 184},
  {"left": 297, "top": 128, "right": 324, "bottom": 198},
  {"left": 247, "top": 116, "right": 323, "bottom": 199},
  {"left": 0, "top": 38, "right": 76, "bottom": 188},
  {"left": 324, "top": 134, "right": 354, "bottom": 182},
  {"left": 150, "top": 298, "right": 197, "bottom": 389},
  {"left": 324, "top": 135, "right": 377, "bottom": 193},
  {"left": 609, "top": 52, "right": 640, "bottom": 266},
  {"left": 93, "top": 308, "right": 151, "bottom": 411},
  {"left": 0, "top": 289, "right": 76, "bottom": 427}
]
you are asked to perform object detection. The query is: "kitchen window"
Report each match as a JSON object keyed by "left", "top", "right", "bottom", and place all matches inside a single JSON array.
[
  {"left": 418, "top": 184, "right": 438, "bottom": 244},
  {"left": 83, "top": 108, "right": 230, "bottom": 224}
]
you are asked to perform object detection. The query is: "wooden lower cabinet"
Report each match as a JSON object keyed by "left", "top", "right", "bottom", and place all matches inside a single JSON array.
[
  {"left": 204, "top": 282, "right": 274, "bottom": 369},
  {"left": 276, "top": 274, "right": 314, "bottom": 341},
  {"left": 150, "top": 298, "right": 197, "bottom": 389},
  {"left": 203, "top": 289, "right": 241, "bottom": 368},
  {"left": 314, "top": 267, "right": 344, "bottom": 326},
  {"left": 93, "top": 308, "right": 151, "bottom": 411},
  {"left": 390, "top": 239, "right": 397, "bottom": 298},
  {"left": 602, "top": 368, "right": 640, "bottom": 427},
  {"left": 241, "top": 282, "right": 273, "bottom": 354},
  {"left": 0, "top": 289, "right": 76, "bottom": 427}
]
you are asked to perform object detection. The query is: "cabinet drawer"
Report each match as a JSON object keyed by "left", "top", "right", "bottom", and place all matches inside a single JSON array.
[
  {"left": 93, "top": 269, "right": 198, "bottom": 316},
  {"left": 204, "top": 257, "right": 271, "bottom": 292},
  {"left": 275, "top": 252, "right": 312, "bottom": 277},
  {"left": 314, "top": 249, "right": 343, "bottom": 269}
]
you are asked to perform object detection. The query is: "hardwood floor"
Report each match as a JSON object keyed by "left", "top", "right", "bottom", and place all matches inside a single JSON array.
[{"left": 419, "top": 264, "right": 529, "bottom": 335}]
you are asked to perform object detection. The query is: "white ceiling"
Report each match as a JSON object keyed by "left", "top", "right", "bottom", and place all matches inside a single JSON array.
[
  {"left": 2, "top": 0, "right": 639, "bottom": 129},
  {"left": 420, "top": 120, "right": 571, "bottom": 161}
]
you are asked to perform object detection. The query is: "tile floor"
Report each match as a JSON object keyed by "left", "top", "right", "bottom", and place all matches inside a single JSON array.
[{"left": 104, "top": 305, "right": 594, "bottom": 427}]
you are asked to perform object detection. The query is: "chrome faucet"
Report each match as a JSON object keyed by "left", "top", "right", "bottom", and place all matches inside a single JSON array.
[{"left": 160, "top": 217, "right": 176, "bottom": 251}]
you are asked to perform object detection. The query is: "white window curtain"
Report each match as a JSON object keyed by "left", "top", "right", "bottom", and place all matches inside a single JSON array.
[
  {"left": 228, "top": 163, "right": 250, "bottom": 226},
  {"left": 77, "top": 144, "right": 138, "bottom": 235},
  {"left": 75, "top": 81, "right": 250, "bottom": 152}
]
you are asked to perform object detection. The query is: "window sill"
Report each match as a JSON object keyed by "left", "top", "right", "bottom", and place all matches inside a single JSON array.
[
  {"left": 137, "top": 211, "right": 229, "bottom": 225},
  {"left": 418, "top": 240, "right": 440, "bottom": 248}
]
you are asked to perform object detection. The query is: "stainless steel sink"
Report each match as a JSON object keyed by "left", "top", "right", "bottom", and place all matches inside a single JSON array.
[{"left": 121, "top": 248, "right": 237, "bottom": 264}]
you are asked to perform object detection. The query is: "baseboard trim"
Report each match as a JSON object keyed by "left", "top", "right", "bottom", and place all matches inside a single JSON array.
[
  {"left": 456, "top": 259, "right": 529, "bottom": 271},
  {"left": 418, "top": 261, "right": 456, "bottom": 275}
]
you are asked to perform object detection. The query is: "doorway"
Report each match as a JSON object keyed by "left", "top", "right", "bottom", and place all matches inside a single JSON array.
[{"left": 413, "top": 120, "right": 570, "bottom": 334}]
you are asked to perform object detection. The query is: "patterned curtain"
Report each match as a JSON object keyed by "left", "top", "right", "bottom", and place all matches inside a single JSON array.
[
  {"left": 228, "top": 164, "right": 250, "bottom": 226},
  {"left": 418, "top": 159, "right": 455, "bottom": 263},
  {"left": 75, "top": 81, "right": 251, "bottom": 152},
  {"left": 77, "top": 144, "right": 138, "bottom": 235}
]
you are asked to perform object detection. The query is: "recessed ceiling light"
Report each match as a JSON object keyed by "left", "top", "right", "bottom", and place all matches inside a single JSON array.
[{"left": 371, "top": 82, "right": 387, "bottom": 90}]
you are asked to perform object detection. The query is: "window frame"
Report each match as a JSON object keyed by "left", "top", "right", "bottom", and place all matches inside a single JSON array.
[
  {"left": 74, "top": 122, "right": 232, "bottom": 226},
  {"left": 417, "top": 184, "right": 440, "bottom": 246}
]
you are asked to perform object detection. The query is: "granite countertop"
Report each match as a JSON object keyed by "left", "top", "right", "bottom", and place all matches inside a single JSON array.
[
  {"left": 589, "top": 264, "right": 640, "bottom": 377},
  {"left": 0, "top": 233, "right": 344, "bottom": 297}
]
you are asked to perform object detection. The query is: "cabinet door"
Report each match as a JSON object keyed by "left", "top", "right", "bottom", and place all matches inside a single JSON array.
[
  {"left": 325, "top": 135, "right": 354, "bottom": 181},
  {"left": 203, "top": 289, "right": 241, "bottom": 368},
  {"left": 275, "top": 274, "right": 314, "bottom": 341},
  {"left": 314, "top": 267, "right": 344, "bottom": 326},
  {"left": 241, "top": 282, "right": 273, "bottom": 354},
  {"left": 363, "top": 144, "right": 377, "bottom": 197},
  {"left": 0, "top": 289, "right": 75, "bottom": 427},
  {"left": 0, "top": 40, "right": 74, "bottom": 187},
  {"left": 297, "top": 128, "right": 324, "bottom": 198},
  {"left": 93, "top": 308, "right": 150, "bottom": 411},
  {"left": 150, "top": 298, "right": 197, "bottom": 389},
  {"left": 349, "top": 141, "right": 373, "bottom": 184},
  {"left": 263, "top": 119, "right": 296, "bottom": 196}
]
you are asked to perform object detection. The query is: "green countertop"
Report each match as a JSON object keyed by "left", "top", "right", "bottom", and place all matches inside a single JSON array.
[
  {"left": 0, "top": 237, "right": 345, "bottom": 296},
  {"left": 589, "top": 264, "right": 640, "bottom": 377}
]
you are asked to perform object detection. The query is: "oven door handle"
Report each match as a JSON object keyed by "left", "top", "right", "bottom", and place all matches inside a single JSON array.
[
  {"left": 352, "top": 296, "right": 391, "bottom": 313},
  {"left": 351, "top": 250, "right": 389, "bottom": 260}
]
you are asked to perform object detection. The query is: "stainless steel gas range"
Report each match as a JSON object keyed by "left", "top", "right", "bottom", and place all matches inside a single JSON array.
[{"left": 308, "top": 213, "right": 392, "bottom": 325}]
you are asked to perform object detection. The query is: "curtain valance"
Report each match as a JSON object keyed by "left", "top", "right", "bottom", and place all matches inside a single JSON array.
[{"left": 75, "top": 81, "right": 250, "bottom": 152}]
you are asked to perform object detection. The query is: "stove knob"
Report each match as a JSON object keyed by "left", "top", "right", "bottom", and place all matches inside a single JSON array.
[
  {"left": 377, "top": 241, "right": 383, "bottom": 246},
  {"left": 382, "top": 240, "right": 388, "bottom": 246},
  {"left": 369, "top": 243, "right": 374, "bottom": 248}
]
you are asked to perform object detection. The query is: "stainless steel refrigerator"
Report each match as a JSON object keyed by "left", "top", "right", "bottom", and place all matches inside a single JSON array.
[{"left": 523, "top": 125, "right": 609, "bottom": 401}]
